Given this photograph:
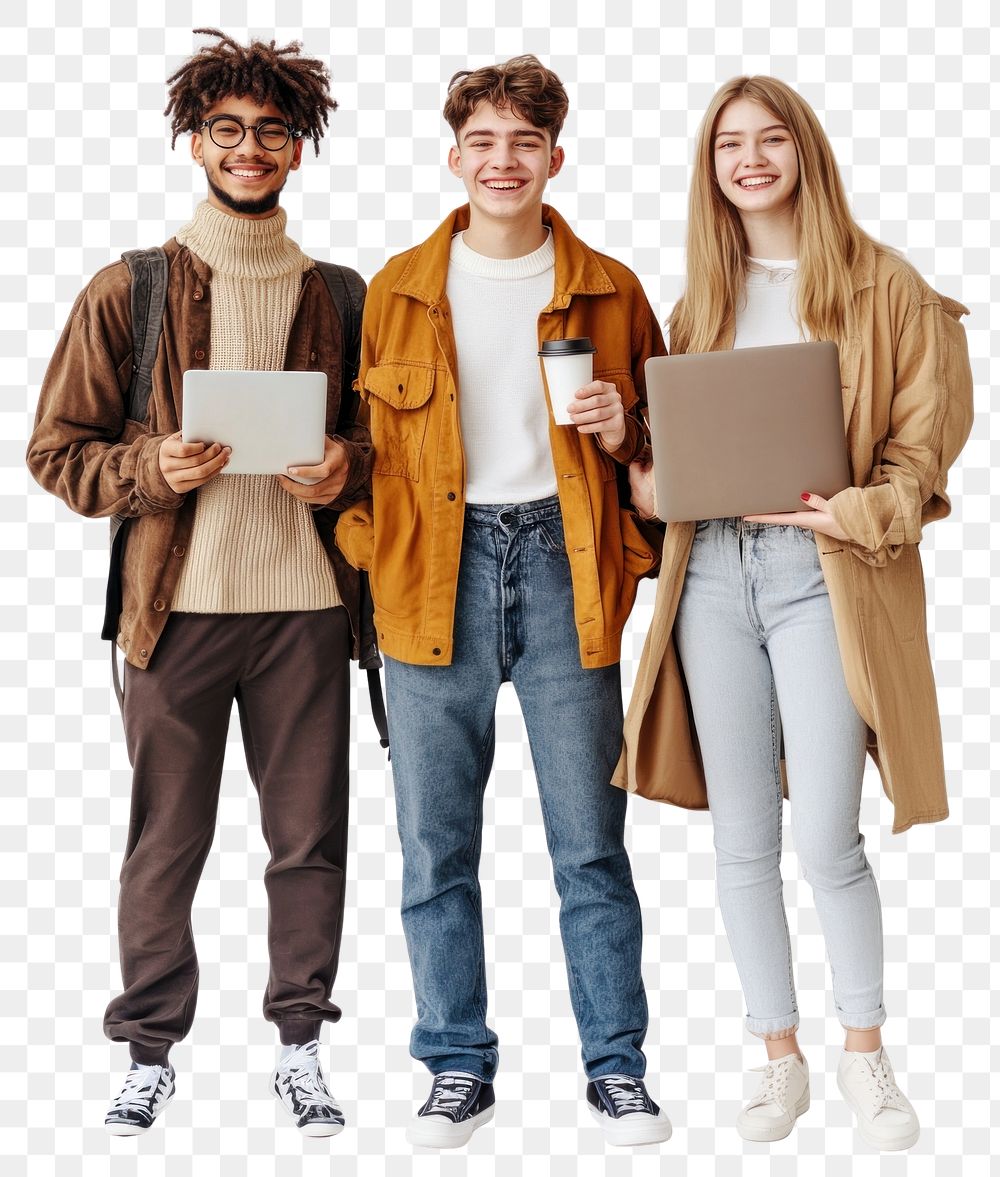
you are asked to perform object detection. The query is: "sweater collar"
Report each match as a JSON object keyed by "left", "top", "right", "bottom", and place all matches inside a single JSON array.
[
  {"left": 392, "top": 204, "right": 615, "bottom": 307},
  {"left": 175, "top": 201, "right": 311, "bottom": 280},
  {"left": 449, "top": 227, "right": 554, "bottom": 281}
]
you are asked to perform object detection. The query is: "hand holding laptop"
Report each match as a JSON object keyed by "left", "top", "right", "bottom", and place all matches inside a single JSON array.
[
  {"left": 743, "top": 491, "right": 849, "bottom": 540},
  {"left": 628, "top": 460, "right": 849, "bottom": 541}
]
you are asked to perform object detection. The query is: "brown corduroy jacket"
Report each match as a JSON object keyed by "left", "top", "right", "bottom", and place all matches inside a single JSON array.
[
  {"left": 27, "top": 238, "right": 373, "bottom": 668},
  {"left": 612, "top": 241, "right": 975, "bottom": 834},
  {"left": 335, "top": 204, "right": 667, "bottom": 669}
]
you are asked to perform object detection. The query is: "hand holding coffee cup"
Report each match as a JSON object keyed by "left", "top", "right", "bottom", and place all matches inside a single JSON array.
[{"left": 538, "top": 337, "right": 626, "bottom": 449}]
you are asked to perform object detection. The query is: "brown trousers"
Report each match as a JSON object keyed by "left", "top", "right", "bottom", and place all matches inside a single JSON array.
[{"left": 103, "top": 608, "right": 352, "bottom": 1065}]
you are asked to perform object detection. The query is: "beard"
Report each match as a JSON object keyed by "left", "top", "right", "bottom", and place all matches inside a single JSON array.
[{"left": 206, "top": 166, "right": 286, "bottom": 216}]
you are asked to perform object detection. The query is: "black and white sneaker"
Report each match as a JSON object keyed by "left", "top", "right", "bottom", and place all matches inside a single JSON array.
[
  {"left": 407, "top": 1071, "right": 495, "bottom": 1149},
  {"left": 272, "top": 1040, "right": 345, "bottom": 1137},
  {"left": 105, "top": 1061, "right": 176, "bottom": 1136},
  {"left": 587, "top": 1074, "right": 672, "bottom": 1146}
]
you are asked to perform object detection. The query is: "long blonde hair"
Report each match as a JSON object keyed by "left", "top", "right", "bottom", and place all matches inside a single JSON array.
[{"left": 669, "top": 76, "right": 876, "bottom": 355}]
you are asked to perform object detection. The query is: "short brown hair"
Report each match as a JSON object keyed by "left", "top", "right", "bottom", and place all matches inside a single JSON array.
[
  {"left": 164, "top": 28, "right": 337, "bottom": 156},
  {"left": 443, "top": 54, "right": 569, "bottom": 145}
]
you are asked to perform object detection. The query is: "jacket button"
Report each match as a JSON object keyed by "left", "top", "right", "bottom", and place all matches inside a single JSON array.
[
  {"left": 172, "top": 545, "right": 186, "bottom": 557},
  {"left": 447, "top": 492, "right": 456, "bottom": 501},
  {"left": 432, "top": 647, "right": 441, "bottom": 656},
  {"left": 194, "top": 348, "right": 206, "bottom": 360},
  {"left": 310, "top": 351, "right": 317, "bottom": 362},
  {"left": 193, "top": 289, "right": 203, "bottom": 301},
  {"left": 153, "top": 599, "right": 166, "bottom": 612},
  {"left": 139, "top": 648, "right": 148, "bottom": 659},
  {"left": 398, "top": 383, "right": 404, "bottom": 392}
]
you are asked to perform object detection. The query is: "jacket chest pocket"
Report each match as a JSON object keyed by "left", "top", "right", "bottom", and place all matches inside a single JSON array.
[{"left": 363, "top": 364, "right": 435, "bottom": 480}]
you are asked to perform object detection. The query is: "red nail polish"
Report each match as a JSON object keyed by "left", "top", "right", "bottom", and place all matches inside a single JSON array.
[{"left": 800, "top": 493, "right": 810, "bottom": 502}]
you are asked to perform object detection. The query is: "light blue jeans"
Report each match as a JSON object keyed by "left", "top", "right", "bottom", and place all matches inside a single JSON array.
[
  {"left": 674, "top": 518, "right": 886, "bottom": 1039},
  {"left": 384, "top": 495, "right": 648, "bottom": 1082}
]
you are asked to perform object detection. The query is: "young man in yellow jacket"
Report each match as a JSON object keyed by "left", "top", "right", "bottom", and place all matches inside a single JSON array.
[{"left": 336, "top": 55, "right": 670, "bottom": 1149}]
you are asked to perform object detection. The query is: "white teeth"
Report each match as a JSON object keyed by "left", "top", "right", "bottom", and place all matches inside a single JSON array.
[
  {"left": 230, "top": 169, "right": 268, "bottom": 178},
  {"left": 738, "top": 176, "right": 776, "bottom": 188},
  {"left": 485, "top": 181, "right": 524, "bottom": 189}
]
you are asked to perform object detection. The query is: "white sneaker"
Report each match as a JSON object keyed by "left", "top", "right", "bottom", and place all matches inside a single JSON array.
[
  {"left": 105, "top": 1061, "right": 175, "bottom": 1135},
  {"left": 272, "top": 1040, "right": 345, "bottom": 1137},
  {"left": 837, "top": 1046, "right": 919, "bottom": 1150},
  {"left": 736, "top": 1052, "right": 810, "bottom": 1142}
]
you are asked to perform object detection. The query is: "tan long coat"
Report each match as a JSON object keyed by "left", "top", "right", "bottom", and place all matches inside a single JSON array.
[{"left": 612, "top": 242, "right": 974, "bottom": 834}]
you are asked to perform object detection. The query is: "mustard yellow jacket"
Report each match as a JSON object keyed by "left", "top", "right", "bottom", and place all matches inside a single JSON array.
[
  {"left": 336, "top": 204, "right": 667, "bottom": 668},
  {"left": 613, "top": 242, "right": 974, "bottom": 834}
]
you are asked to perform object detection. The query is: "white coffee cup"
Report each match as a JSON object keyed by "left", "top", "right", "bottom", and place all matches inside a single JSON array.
[{"left": 538, "top": 337, "right": 597, "bottom": 426}]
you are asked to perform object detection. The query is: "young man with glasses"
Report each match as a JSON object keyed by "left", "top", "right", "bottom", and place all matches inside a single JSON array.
[
  {"left": 335, "top": 55, "right": 671, "bottom": 1149},
  {"left": 27, "top": 29, "right": 370, "bottom": 1138}
]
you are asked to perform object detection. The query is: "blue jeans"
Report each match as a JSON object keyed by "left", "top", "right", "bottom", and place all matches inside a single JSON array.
[
  {"left": 384, "top": 495, "right": 648, "bottom": 1082},
  {"left": 674, "top": 518, "right": 885, "bottom": 1039}
]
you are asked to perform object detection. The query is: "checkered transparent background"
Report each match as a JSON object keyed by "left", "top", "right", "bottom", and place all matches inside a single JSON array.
[{"left": 2, "top": 1, "right": 996, "bottom": 1173}]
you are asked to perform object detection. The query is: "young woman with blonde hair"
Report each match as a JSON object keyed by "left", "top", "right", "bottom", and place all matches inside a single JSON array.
[{"left": 619, "top": 76, "right": 973, "bottom": 1149}]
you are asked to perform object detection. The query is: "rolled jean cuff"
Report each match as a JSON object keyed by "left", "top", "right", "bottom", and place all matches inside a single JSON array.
[
  {"left": 839, "top": 1004, "right": 886, "bottom": 1032},
  {"left": 746, "top": 1013, "right": 799, "bottom": 1041}
]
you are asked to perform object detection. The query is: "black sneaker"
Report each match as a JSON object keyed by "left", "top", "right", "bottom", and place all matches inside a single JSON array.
[
  {"left": 272, "top": 1040, "right": 345, "bottom": 1137},
  {"left": 407, "top": 1071, "right": 495, "bottom": 1149},
  {"left": 587, "top": 1074, "right": 672, "bottom": 1146},
  {"left": 105, "top": 1061, "right": 176, "bottom": 1136}
]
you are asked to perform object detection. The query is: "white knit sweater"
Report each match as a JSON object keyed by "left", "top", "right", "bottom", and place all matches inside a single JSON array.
[{"left": 171, "top": 201, "right": 342, "bottom": 613}]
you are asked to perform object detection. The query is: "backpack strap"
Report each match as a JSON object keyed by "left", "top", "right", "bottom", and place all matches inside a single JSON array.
[
  {"left": 104, "top": 247, "right": 170, "bottom": 708},
  {"left": 313, "top": 261, "right": 365, "bottom": 403},
  {"left": 121, "top": 247, "right": 170, "bottom": 422},
  {"left": 313, "top": 262, "right": 389, "bottom": 755}
]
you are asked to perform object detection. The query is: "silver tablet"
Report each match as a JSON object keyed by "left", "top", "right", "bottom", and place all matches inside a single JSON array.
[{"left": 182, "top": 369, "right": 327, "bottom": 477}]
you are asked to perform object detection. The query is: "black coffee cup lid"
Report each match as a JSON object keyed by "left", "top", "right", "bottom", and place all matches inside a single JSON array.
[{"left": 538, "top": 337, "right": 597, "bottom": 356}]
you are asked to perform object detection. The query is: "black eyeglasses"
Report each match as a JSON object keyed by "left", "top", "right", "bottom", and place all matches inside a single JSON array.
[{"left": 199, "top": 115, "right": 303, "bottom": 151}]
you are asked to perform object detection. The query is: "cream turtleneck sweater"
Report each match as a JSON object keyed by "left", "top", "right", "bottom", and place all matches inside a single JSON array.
[{"left": 171, "top": 201, "right": 342, "bottom": 614}]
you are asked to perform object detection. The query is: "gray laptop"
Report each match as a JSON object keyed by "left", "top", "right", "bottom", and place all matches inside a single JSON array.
[
  {"left": 182, "top": 370, "right": 327, "bottom": 477},
  {"left": 645, "top": 341, "right": 850, "bottom": 522}
]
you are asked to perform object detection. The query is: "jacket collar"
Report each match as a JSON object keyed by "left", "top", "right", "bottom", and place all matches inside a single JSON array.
[
  {"left": 850, "top": 239, "right": 876, "bottom": 292},
  {"left": 391, "top": 203, "right": 616, "bottom": 308}
]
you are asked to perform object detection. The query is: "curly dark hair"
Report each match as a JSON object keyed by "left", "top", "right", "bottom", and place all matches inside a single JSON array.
[
  {"left": 443, "top": 55, "right": 569, "bottom": 145},
  {"left": 164, "top": 28, "right": 337, "bottom": 156}
]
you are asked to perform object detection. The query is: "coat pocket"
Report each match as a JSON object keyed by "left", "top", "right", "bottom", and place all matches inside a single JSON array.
[{"left": 363, "top": 363, "right": 435, "bottom": 480}]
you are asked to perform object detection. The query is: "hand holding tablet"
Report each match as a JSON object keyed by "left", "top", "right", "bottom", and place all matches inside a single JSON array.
[{"left": 276, "top": 435, "right": 352, "bottom": 505}]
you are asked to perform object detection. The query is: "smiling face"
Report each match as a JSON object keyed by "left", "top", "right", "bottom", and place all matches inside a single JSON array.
[
  {"left": 447, "top": 101, "right": 564, "bottom": 230},
  {"left": 713, "top": 97, "right": 800, "bottom": 227},
  {"left": 191, "top": 95, "right": 303, "bottom": 219}
]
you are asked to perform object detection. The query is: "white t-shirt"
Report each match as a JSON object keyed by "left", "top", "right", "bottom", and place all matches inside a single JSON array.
[
  {"left": 733, "top": 257, "right": 803, "bottom": 349},
  {"left": 446, "top": 230, "right": 558, "bottom": 504}
]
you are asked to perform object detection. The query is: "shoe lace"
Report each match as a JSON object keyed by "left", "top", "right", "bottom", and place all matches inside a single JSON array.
[
  {"left": 278, "top": 1041, "right": 337, "bottom": 1110},
  {"left": 427, "top": 1073, "right": 475, "bottom": 1114},
  {"left": 861, "top": 1052, "right": 908, "bottom": 1114},
  {"left": 600, "top": 1075, "right": 649, "bottom": 1113},
  {"left": 110, "top": 1064, "right": 164, "bottom": 1112},
  {"left": 748, "top": 1057, "right": 795, "bottom": 1109}
]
